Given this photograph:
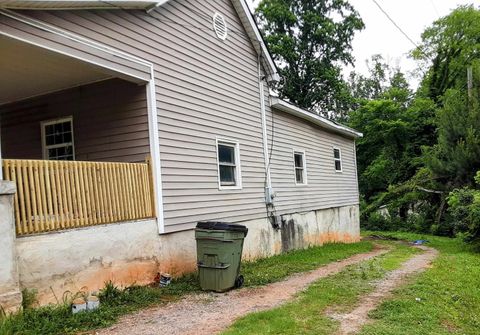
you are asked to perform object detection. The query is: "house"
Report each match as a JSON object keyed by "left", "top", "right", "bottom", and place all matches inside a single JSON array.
[{"left": 0, "top": 0, "right": 362, "bottom": 310}]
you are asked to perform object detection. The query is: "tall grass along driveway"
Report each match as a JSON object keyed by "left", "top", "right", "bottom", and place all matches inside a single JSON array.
[
  {"left": 225, "top": 233, "right": 480, "bottom": 335},
  {"left": 0, "top": 242, "right": 372, "bottom": 335}
]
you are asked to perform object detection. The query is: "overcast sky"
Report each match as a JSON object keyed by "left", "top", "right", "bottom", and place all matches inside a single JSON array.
[{"left": 248, "top": 0, "right": 479, "bottom": 87}]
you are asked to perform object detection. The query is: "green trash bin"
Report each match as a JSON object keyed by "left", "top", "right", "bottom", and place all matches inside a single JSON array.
[{"left": 195, "top": 221, "right": 248, "bottom": 292}]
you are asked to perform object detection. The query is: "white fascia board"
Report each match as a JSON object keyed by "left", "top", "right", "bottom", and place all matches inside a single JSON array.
[
  {"left": 270, "top": 98, "right": 363, "bottom": 139},
  {"left": 0, "top": 1, "right": 161, "bottom": 10},
  {"left": 231, "top": 0, "right": 279, "bottom": 83}
]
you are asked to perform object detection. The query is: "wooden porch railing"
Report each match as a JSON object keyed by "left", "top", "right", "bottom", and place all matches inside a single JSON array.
[{"left": 2, "top": 159, "right": 155, "bottom": 235}]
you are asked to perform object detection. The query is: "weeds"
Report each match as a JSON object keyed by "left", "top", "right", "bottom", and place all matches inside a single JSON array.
[
  {"left": 21, "top": 289, "right": 38, "bottom": 310},
  {"left": 0, "top": 242, "right": 371, "bottom": 335}
]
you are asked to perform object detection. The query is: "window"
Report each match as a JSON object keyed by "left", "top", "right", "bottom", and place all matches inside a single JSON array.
[
  {"left": 294, "top": 151, "right": 307, "bottom": 184},
  {"left": 334, "top": 147, "right": 342, "bottom": 172},
  {"left": 216, "top": 139, "right": 241, "bottom": 189},
  {"left": 41, "top": 117, "right": 75, "bottom": 161}
]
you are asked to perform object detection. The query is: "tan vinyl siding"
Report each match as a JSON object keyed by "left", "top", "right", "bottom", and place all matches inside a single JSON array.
[
  {"left": 267, "top": 105, "right": 360, "bottom": 214},
  {"left": 18, "top": 0, "right": 269, "bottom": 232},
  {"left": 12, "top": 0, "right": 360, "bottom": 233},
  {"left": 0, "top": 79, "right": 150, "bottom": 163}
]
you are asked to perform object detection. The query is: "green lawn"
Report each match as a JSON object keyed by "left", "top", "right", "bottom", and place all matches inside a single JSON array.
[
  {"left": 0, "top": 241, "right": 372, "bottom": 335},
  {"left": 224, "top": 232, "right": 480, "bottom": 335},
  {"left": 358, "top": 232, "right": 480, "bottom": 335},
  {"left": 223, "top": 240, "right": 418, "bottom": 335}
]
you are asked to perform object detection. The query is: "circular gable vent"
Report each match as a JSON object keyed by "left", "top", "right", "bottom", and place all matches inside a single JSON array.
[{"left": 213, "top": 12, "right": 228, "bottom": 40}]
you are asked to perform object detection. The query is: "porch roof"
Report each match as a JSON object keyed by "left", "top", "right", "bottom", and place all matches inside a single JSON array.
[
  {"left": 0, "top": 0, "right": 280, "bottom": 83},
  {"left": 0, "top": 35, "right": 113, "bottom": 105}
]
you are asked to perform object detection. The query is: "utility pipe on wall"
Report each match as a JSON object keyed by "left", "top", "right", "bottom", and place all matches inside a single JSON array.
[{"left": 258, "top": 56, "right": 271, "bottom": 190}]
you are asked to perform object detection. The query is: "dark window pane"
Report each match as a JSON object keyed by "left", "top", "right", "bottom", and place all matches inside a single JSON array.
[
  {"left": 64, "top": 132, "right": 72, "bottom": 143},
  {"left": 295, "top": 168, "right": 303, "bottom": 183},
  {"left": 335, "top": 160, "right": 342, "bottom": 171},
  {"left": 54, "top": 132, "right": 63, "bottom": 145},
  {"left": 334, "top": 148, "right": 340, "bottom": 159},
  {"left": 48, "top": 147, "right": 57, "bottom": 158},
  {"left": 53, "top": 123, "right": 62, "bottom": 134},
  {"left": 219, "top": 165, "right": 235, "bottom": 185},
  {"left": 47, "top": 145, "right": 73, "bottom": 161},
  {"left": 45, "top": 134, "right": 55, "bottom": 146},
  {"left": 294, "top": 153, "right": 303, "bottom": 167},
  {"left": 45, "top": 124, "right": 54, "bottom": 135},
  {"left": 61, "top": 121, "right": 71, "bottom": 132},
  {"left": 218, "top": 144, "right": 235, "bottom": 164}
]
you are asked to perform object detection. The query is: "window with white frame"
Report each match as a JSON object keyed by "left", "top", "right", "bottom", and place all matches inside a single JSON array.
[
  {"left": 333, "top": 147, "right": 342, "bottom": 172},
  {"left": 42, "top": 117, "right": 75, "bottom": 161},
  {"left": 217, "top": 140, "right": 241, "bottom": 189},
  {"left": 294, "top": 151, "right": 307, "bottom": 184}
]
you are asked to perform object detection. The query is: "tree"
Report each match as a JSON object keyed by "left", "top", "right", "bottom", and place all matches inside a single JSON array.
[
  {"left": 425, "top": 86, "right": 480, "bottom": 187},
  {"left": 413, "top": 5, "right": 480, "bottom": 104},
  {"left": 348, "top": 55, "right": 390, "bottom": 103},
  {"left": 256, "top": 0, "right": 364, "bottom": 118}
]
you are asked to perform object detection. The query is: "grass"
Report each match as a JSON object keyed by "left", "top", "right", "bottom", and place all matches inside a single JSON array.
[
  {"left": 223, "top": 241, "right": 418, "bottom": 335},
  {"left": 225, "top": 232, "right": 480, "bottom": 335},
  {"left": 242, "top": 241, "right": 373, "bottom": 286},
  {"left": 0, "top": 241, "right": 372, "bottom": 335},
  {"left": 0, "top": 275, "right": 199, "bottom": 335},
  {"left": 358, "top": 231, "right": 480, "bottom": 335}
]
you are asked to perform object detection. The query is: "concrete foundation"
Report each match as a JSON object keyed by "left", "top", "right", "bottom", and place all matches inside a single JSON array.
[
  {"left": 0, "top": 181, "right": 22, "bottom": 314},
  {"left": 14, "top": 204, "right": 359, "bottom": 305}
]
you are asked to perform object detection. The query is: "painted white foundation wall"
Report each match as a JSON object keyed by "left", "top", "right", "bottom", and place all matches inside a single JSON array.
[{"left": 15, "top": 204, "right": 360, "bottom": 305}]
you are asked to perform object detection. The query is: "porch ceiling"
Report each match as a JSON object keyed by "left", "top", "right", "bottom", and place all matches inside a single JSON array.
[{"left": 0, "top": 35, "right": 113, "bottom": 105}]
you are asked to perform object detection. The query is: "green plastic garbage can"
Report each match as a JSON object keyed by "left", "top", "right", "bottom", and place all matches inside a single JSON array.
[{"left": 195, "top": 221, "right": 248, "bottom": 292}]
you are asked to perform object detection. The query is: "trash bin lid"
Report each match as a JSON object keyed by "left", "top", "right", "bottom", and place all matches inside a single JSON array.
[{"left": 196, "top": 221, "right": 248, "bottom": 234}]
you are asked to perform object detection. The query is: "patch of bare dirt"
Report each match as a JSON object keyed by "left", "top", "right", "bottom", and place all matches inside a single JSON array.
[
  {"left": 93, "top": 246, "right": 388, "bottom": 335},
  {"left": 327, "top": 245, "right": 439, "bottom": 335}
]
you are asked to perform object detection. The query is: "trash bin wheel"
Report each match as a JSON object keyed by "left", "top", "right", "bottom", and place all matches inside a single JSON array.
[{"left": 234, "top": 275, "right": 244, "bottom": 288}]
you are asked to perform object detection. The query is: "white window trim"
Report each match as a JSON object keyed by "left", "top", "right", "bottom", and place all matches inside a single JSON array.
[
  {"left": 41, "top": 116, "right": 75, "bottom": 160},
  {"left": 216, "top": 137, "right": 242, "bottom": 190},
  {"left": 293, "top": 149, "right": 308, "bottom": 185},
  {"left": 334, "top": 147, "right": 343, "bottom": 173}
]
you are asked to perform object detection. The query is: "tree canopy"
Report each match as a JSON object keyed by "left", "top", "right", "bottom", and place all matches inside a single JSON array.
[
  {"left": 413, "top": 5, "right": 480, "bottom": 103},
  {"left": 256, "top": 0, "right": 364, "bottom": 118},
  {"left": 355, "top": 6, "right": 480, "bottom": 239}
]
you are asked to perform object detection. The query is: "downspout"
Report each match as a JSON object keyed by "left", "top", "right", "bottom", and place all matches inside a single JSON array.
[
  {"left": 353, "top": 140, "right": 359, "bottom": 201},
  {"left": 258, "top": 55, "right": 271, "bottom": 191}
]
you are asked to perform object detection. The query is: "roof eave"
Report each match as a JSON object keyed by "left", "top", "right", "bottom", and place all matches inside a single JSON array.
[
  {"left": 270, "top": 98, "right": 363, "bottom": 139},
  {"left": 1, "top": 0, "right": 280, "bottom": 82},
  {"left": 0, "top": 1, "right": 162, "bottom": 10}
]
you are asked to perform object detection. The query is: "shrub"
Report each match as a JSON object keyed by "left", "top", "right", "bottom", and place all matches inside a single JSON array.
[{"left": 447, "top": 186, "right": 480, "bottom": 244}]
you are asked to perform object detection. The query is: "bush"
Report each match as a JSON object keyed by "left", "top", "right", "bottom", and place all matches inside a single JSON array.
[{"left": 447, "top": 186, "right": 480, "bottom": 243}]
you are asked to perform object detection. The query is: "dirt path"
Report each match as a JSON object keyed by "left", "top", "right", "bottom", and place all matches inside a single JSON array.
[
  {"left": 95, "top": 246, "right": 388, "bottom": 335},
  {"left": 328, "top": 245, "right": 439, "bottom": 335}
]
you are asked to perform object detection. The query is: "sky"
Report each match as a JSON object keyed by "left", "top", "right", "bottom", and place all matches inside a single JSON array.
[{"left": 248, "top": 0, "right": 479, "bottom": 88}]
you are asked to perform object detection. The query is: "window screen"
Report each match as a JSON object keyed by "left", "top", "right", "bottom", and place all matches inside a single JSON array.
[
  {"left": 218, "top": 143, "right": 237, "bottom": 186},
  {"left": 334, "top": 148, "right": 342, "bottom": 172},
  {"left": 294, "top": 152, "right": 306, "bottom": 184},
  {"left": 42, "top": 118, "right": 74, "bottom": 161}
]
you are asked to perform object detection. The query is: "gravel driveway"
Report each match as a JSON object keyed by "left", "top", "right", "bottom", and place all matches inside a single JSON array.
[{"left": 93, "top": 246, "right": 388, "bottom": 335}]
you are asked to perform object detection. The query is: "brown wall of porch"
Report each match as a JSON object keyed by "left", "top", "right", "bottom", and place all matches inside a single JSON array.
[{"left": 0, "top": 79, "right": 150, "bottom": 163}]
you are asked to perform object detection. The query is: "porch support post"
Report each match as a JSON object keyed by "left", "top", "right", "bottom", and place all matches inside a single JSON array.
[
  {"left": 146, "top": 67, "right": 165, "bottom": 234},
  {"left": 0, "top": 181, "right": 22, "bottom": 313},
  {"left": 0, "top": 119, "right": 3, "bottom": 180}
]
